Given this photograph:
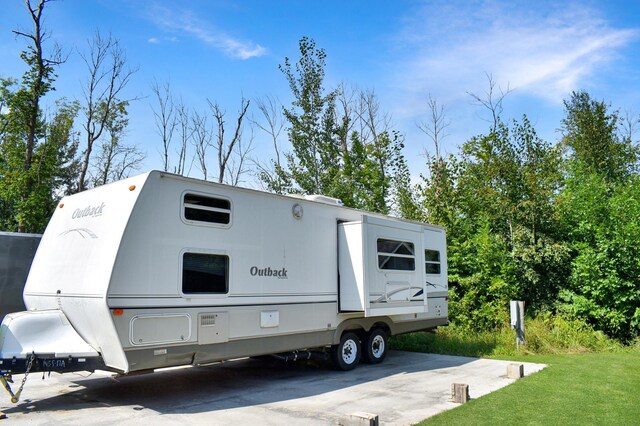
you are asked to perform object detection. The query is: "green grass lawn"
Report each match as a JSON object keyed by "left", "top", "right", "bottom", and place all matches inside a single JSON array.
[{"left": 416, "top": 351, "right": 640, "bottom": 425}]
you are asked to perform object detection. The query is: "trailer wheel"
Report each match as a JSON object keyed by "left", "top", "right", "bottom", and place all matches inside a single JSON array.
[
  {"left": 362, "top": 328, "right": 388, "bottom": 364},
  {"left": 331, "top": 332, "right": 361, "bottom": 371}
]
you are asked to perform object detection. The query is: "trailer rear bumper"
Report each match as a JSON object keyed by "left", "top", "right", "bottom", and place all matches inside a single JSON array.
[{"left": 0, "top": 353, "right": 105, "bottom": 374}]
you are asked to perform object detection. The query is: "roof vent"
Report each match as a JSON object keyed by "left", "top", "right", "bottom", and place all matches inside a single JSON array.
[{"left": 304, "top": 195, "right": 344, "bottom": 206}]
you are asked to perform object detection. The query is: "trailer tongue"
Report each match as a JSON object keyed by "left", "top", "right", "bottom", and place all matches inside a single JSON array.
[{"left": 0, "top": 310, "right": 105, "bottom": 403}]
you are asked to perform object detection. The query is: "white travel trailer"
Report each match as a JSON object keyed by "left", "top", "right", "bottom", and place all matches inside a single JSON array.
[{"left": 0, "top": 171, "right": 448, "bottom": 401}]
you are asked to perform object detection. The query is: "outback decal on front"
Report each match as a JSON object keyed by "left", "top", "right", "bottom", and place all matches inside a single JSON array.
[
  {"left": 250, "top": 266, "right": 288, "bottom": 279},
  {"left": 72, "top": 202, "right": 106, "bottom": 219}
]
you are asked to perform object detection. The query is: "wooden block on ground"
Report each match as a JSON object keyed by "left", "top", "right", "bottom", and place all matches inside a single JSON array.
[
  {"left": 341, "top": 412, "right": 379, "bottom": 426},
  {"left": 451, "top": 383, "right": 469, "bottom": 403},
  {"left": 507, "top": 363, "right": 524, "bottom": 379}
]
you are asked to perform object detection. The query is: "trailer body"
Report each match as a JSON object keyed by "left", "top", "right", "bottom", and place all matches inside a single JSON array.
[{"left": 0, "top": 171, "right": 448, "bottom": 377}]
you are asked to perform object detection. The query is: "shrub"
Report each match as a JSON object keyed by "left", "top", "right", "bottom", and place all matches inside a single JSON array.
[{"left": 390, "top": 314, "right": 624, "bottom": 357}]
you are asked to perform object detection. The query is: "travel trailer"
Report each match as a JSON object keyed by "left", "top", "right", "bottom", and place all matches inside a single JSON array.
[{"left": 0, "top": 171, "right": 448, "bottom": 402}]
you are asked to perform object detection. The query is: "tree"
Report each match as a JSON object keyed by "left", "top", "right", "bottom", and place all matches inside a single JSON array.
[
  {"left": 428, "top": 109, "right": 567, "bottom": 328},
  {"left": 557, "top": 91, "right": 640, "bottom": 340},
  {"left": 210, "top": 97, "right": 251, "bottom": 184},
  {"left": 467, "top": 73, "right": 512, "bottom": 134},
  {"left": 267, "top": 38, "right": 412, "bottom": 215},
  {"left": 561, "top": 90, "right": 638, "bottom": 183},
  {"left": 78, "top": 31, "right": 136, "bottom": 191},
  {"left": 92, "top": 100, "right": 144, "bottom": 186},
  {"left": 335, "top": 88, "right": 404, "bottom": 214},
  {"left": 151, "top": 79, "right": 177, "bottom": 172},
  {"left": 174, "top": 99, "right": 191, "bottom": 175},
  {"left": 389, "top": 133, "right": 420, "bottom": 219},
  {"left": 11, "top": 0, "right": 65, "bottom": 174},
  {"left": 417, "top": 96, "right": 450, "bottom": 162},
  {"left": 0, "top": 94, "right": 80, "bottom": 232},
  {"left": 253, "top": 95, "right": 291, "bottom": 193},
  {"left": 0, "top": 0, "right": 77, "bottom": 233},
  {"left": 278, "top": 36, "right": 341, "bottom": 195},
  {"left": 418, "top": 96, "right": 456, "bottom": 226},
  {"left": 190, "top": 109, "right": 212, "bottom": 180}
]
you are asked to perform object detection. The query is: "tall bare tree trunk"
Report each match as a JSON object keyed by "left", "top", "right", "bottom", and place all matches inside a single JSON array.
[
  {"left": 78, "top": 31, "right": 136, "bottom": 192},
  {"left": 12, "top": 0, "right": 64, "bottom": 231},
  {"left": 210, "top": 97, "right": 250, "bottom": 184}
]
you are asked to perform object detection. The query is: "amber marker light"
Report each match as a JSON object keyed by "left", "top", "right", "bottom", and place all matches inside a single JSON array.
[
  {"left": 129, "top": 185, "right": 136, "bottom": 191},
  {"left": 113, "top": 309, "right": 124, "bottom": 316},
  {"left": 59, "top": 203, "right": 64, "bottom": 208}
]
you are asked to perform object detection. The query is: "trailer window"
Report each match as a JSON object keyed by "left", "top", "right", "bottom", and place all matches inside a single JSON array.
[
  {"left": 183, "top": 194, "right": 231, "bottom": 225},
  {"left": 182, "top": 253, "right": 229, "bottom": 294},
  {"left": 377, "top": 238, "right": 415, "bottom": 271},
  {"left": 425, "top": 249, "right": 441, "bottom": 274}
]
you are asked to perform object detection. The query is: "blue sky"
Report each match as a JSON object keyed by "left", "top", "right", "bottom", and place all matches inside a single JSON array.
[{"left": 1, "top": 0, "right": 639, "bottom": 186}]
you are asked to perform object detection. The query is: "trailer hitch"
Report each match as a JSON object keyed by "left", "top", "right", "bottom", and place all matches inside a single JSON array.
[{"left": 0, "top": 352, "right": 35, "bottom": 403}]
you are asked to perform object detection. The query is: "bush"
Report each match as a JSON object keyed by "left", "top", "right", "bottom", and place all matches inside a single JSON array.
[
  {"left": 390, "top": 314, "right": 624, "bottom": 357},
  {"left": 523, "top": 314, "right": 622, "bottom": 354}
]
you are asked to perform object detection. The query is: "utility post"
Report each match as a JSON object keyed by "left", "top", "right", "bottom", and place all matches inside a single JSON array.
[{"left": 510, "top": 300, "right": 525, "bottom": 350}]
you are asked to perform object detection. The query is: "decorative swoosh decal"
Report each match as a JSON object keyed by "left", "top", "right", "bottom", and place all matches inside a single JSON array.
[
  {"left": 59, "top": 228, "right": 98, "bottom": 239},
  {"left": 373, "top": 285, "right": 425, "bottom": 303}
]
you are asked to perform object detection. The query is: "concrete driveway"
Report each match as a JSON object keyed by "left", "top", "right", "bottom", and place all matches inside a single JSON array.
[{"left": 1, "top": 351, "right": 545, "bottom": 425}]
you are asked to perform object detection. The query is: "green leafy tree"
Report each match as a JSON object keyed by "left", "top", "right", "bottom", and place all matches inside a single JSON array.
[
  {"left": 558, "top": 176, "right": 640, "bottom": 339},
  {"left": 419, "top": 153, "right": 459, "bottom": 227},
  {"left": 11, "top": 0, "right": 64, "bottom": 174},
  {"left": 327, "top": 129, "right": 411, "bottom": 216},
  {"left": 277, "top": 36, "right": 341, "bottom": 195},
  {"left": 447, "top": 216, "right": 515, "bottom": 330},
  {"left": 431, "top": 116, "right": 566, "bottom": 328},
  {"left": 0, "top": 0, "right": 77, "bottom": 233},
  {"left": 272, "top": 38, "right": 411, "bottom": 214},
  {"left": 561, "top": 91, "right": 638, "bottom": 183},
  {"left": 0, "top": 94, "right": 79, "bottom": 232},
  {"left": 388, "top": 134, "right": 420, "bottom": 219},
  {"left": 557, "top": 91, "right": 640, "bottom": 340}
]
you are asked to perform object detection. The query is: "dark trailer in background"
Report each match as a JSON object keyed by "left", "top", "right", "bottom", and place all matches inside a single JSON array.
[{"left": 0, "top": 232, "right": 41, "bottom": 320}]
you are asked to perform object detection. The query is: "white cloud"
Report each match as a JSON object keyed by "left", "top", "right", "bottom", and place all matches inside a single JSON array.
[
  {"left": 147, "top": 37, "right": 160, "bottom": 44},
  {"left": 146, "top": 5, "right": 266, "bottom": 60},
  {"left": 392, "top": 1, "right": 638, "bottom": 116}
]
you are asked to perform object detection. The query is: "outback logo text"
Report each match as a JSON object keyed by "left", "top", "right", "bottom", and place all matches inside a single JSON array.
[
  {"left": 250, "top": 266, "right": 288, "bottom": 279},
  {"left": 72, "top": 203, "right": 106, "bottom": 219}
]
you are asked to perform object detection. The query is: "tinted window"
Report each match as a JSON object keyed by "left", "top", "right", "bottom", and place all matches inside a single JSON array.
[
  {"left": 183, "top": 194, "right": 231, "bottom": 225},
  {"left": 182, "top": 253, "right": 229, "bottom": 294},
  {"left": 377, "top": 238, "right": 416, "bottom": 271},
  {"left": 377, "top": 239, "right": 414, "bottom": 255},
  {"left": 425, "top": 249, "right": 441, "bottom": 274},
  {"left": 378, "top": 255, "right": 416, "bottom": 271}
]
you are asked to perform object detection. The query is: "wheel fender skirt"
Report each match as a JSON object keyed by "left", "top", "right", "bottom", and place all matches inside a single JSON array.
[{"left": 0, "top": 310, "right": 98, "bottom": 359}]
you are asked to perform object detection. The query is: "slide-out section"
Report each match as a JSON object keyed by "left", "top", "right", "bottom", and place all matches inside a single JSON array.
[{"left": 338, "top": 215, "right": 428, "bottom": 316}]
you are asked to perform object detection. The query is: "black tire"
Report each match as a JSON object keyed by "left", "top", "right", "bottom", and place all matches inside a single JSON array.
[
  {"left": 330, "top": 332, "right": 361, "bottom": 371},
  {"left": 362, "top": 328, "right": 388, "bottom": 364}
]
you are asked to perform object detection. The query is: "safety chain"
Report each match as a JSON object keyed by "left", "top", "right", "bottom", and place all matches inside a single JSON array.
[{"left": 0, "top": 352, "right": 35, "bottom": 404}]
